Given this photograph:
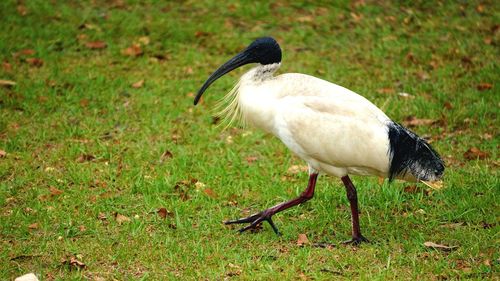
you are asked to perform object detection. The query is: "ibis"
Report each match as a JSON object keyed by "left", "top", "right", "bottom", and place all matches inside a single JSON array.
[{"left": 194, "top": 37, "right": 444, "bottom": 244}]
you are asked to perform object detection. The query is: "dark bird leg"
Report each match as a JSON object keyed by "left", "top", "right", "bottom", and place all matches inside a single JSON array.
[
  {"left": 341, "top": 175, "right": 369, "bottom": 245},
  {"left": 225, "top": 173, "right": 319, "bottom": 235}
]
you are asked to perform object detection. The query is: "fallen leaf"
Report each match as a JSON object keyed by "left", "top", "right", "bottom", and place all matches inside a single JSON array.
[
  {"left": 79, "top": 225, "right": 86, "bottom": 232},
  {"left": 246, "top": 156, "right": 258, "bottom": 164},
  {"left": 477, "top": 83, "right": 492, "bottom": 91},
  {"left": 2, "top": 61, "right": 12, "bottom": 72},
  {"left": 297, "top": 15, "right": 314, "bottom": 23},
  {"left": 403, "top": 185, "right": 418, "bottom": 193},
  {"left": 115, "top": 213, "right": 130, "bottom": 224},
  {"left": 420, "top": 180, "right": 444, "bottom": 190},
  {"left": 85, "top": 41, "right": 107, "bottom": 49},
  {"left": 287, "top": 165, "right": 308, "bottom": 174},
  {"left": 297, "top": 233, "right": 310, "bottom": 246},
  {"left": 0, "top": 150, "right": 6, "bottom": 158},
  {"left": 49, "top": 186, "right": 63, "bottom": 196},
  {"left": 423, "top": 241, "right": 458, "bottom": 251},
  {"left": 25, "top": 58, "right": 43, "bottom": 67},
  {"left": 76, "top": 154, "right": 95, "bottom": 163},
  {"left": 194, "top": 31, "right": 210, "bottom": 38},
  {"left": 79, "top": 99, "right": 89, "bottom": 107},
  {"left": 185, "top": 67, "right": 193, "bottom": 75},
  {"left": 121, "top": 43, "right": 143, "bottom": 57},
  {"left": 18, "top": 49, "right": 36, "bottom": 56},
  {"left": 403, "top": 116, "right": 436, "bottom": 127},
  {"left": 28, "top": 223, "right": 39, "bottom": 229},
  {"left": 203, "top": 188, "right": 218, "bottom": 199},
  {"left": 17, "top": 5, "right": 28, "bottom": 16},
  {"left": 0, "top": 80, "right": 16, "bottom": 88},
  {"left": 97, "top": 212, "right": 107, "bottom": 221},
  {"left": 377, "top": 88, "right": 395, "bottom": 94},
  {"left": 61, "top": 256, "right": 86, "bottom": 270},
  {"left": 463, "top": 147, "right": 489, "bottom": 160},
  {"left": 443, "top": 102, "right": 453, "bottom": 110},
  {"left": 226, "top": 263, "right": 242, "bottom": 276},
  {"left": 157, "top": 207, "right": 173, "bottom": 219},
  {"left": 131, "top": 79, "right": 144, "bottom": 88},
  {"left": 160, "top": 150, "right": 173, "bottom": 162}
]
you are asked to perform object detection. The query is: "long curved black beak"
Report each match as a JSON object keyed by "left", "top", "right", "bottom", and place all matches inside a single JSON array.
[{"left": 194, "top": 51, "right": 253, "bottom": 105}]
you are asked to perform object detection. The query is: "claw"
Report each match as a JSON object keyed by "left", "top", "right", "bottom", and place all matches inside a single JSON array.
[
  {"left": 342, "top": 235, "right": 369, "bottom": 245},
  {"left": 225, "top": 210, "right": 281, "bottom": 235}
]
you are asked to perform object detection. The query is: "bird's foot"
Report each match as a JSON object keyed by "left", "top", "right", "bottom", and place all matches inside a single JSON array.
[
  {"left": 224, "top": 209, "right": 281, "bottom": 236},
  {"left": 342, "top": 235, "right": 369, "bottom": 245}
]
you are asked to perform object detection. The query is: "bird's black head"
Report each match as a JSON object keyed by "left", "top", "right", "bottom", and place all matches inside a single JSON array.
[{"left": 194, "top": 37, "right": 282, "bottom": 105}]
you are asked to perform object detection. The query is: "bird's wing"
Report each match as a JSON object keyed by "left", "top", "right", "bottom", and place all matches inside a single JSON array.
[{"left": 274, "top": 95, "right": 391, "bottom": 177}]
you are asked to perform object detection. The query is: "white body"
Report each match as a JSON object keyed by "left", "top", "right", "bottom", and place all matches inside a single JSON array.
[{"left": 228, "top": 64, "right": 392, "bottom": 178}]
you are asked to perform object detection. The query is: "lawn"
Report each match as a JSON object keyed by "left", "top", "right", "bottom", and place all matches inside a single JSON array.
[{"left": 0, "top": 0, "right": 498, "bottom": 280}]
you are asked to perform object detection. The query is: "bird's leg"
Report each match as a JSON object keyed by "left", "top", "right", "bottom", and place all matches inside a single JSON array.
[
  {"left": 340, "top": 175, "right": 369, "bottom": 245},
  {"left": 225, "top": 173, "right": 319, "bottom": 235}
]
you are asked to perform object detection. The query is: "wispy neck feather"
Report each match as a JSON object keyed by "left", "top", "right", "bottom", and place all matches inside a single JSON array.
[
  {"left": 213, "top": 63, "right": 280, "bottom": 129},
  {"left": 387, "top": 122, "right": 445, "bottom": 182},
  {"left": 213, "top": 79, "right": 245, "bottom": 129}
]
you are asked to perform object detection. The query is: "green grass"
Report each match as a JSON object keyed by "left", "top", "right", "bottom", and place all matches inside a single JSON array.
[{"left": 1, "top": 0, "right": 499, "bottom": 280}]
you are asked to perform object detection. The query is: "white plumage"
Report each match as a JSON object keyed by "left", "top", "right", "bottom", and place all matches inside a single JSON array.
[
  {"left": 194, "top": 37, "right": 444, "bottom": 244},
  {"left": 234, "top": 64, "right": 391, "bottom": 179}
]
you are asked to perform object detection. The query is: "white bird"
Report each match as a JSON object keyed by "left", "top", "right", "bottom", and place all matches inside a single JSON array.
[{"left": 194, "top": 37, "right": 444, "bottom": 244}]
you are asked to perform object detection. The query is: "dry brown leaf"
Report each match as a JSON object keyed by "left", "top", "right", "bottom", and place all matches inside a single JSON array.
[
  {"left": 226, "top": 263, "right": 242, "bottom": 276},
  {"left": 76, "top": 154, "right": 95, "bottom": 163},
  {"left": 424, "top": 241, "right": 458, "bottom": 251},
  {"left": 121, "top": 43, "right": 143, "bottom": 57},
  {"left": 131, "top": 79, "right": 144, "bottom": 88},
  {"left": 443, "top": 102, "right": 453, "bottom": 110},
  {"left": 297, "top": 16, "right": 313, "bottom": 23},
  {"left": 79, "top": 99, "right": 89, "bottom": 108},
  {"left": 157, "top": 207, "right": 173, "bottom": 219},
  {"left": 61, "top": 256, "right": 86, "bottom": 269},
  {"left": 49, "top": 186, "right": 63, "bottom": 196},
  {"left": 28, "top": 223, "right": 39, "bottom": 229},
  {"left": 2, "top": 61, "right": 12, "bottom": 72},
  {"left": 0, "top": 80, "right": 16, "bottom": 88},
  {"left": 115, "top": 213, "right": 130, "bottom": 224},
  {"left": 203, "top": 188, "right": 218, "bottom": 199},
  {"left": 97, "top": 212, "right": 107, "bottom": 221},
  {"left": 297, "top": 233, "right": 310, "bottom": 246},
  {"left": 79, "top": 225, "right": 86, "bottom": 232},
  {"left": 160, "top": 150, "right": 173, "bottom": 162},
  {"left": 377, "top": 88, "right": 395, "bottom": 94},
  {"left": 0, "top": 150, "right": 6, "bottom": 158},
  {"left": 246, "top": 156, "right": 258, "bottom": 164},
  {"left": 17, "top": 5, "right": 28, "bottom": 16},
  {"left": 25, "top": 58, "right": 43, "bottom": 67},
  {"left": 287, "top": 165, "right": 308, "bottom": 174},
  {"left": 194, "top": 31, "right": 210, "bottom": 38},
  {"left": 85, "top": 41, "right": 107, "bottom": 49},
  {"left": 477, "top": 83, "right": 492, "bottom": 91},
  {"left": 403, "top": 116, "right": 436, "bottom": 127},
  {"left": 463, "top": 147, "right": 489, "bottom": 160}
]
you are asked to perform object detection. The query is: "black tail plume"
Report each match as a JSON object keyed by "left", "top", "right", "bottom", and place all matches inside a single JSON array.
[{"left": 387, "top": 122, "right": 444, "bottom": 181}]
